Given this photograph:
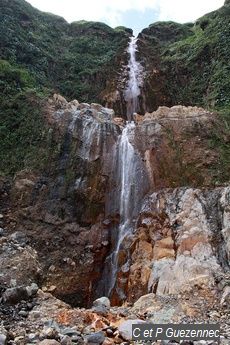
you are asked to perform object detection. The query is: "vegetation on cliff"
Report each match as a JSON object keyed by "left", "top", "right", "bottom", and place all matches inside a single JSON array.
[
  {"left": 139, "top": 1, "right": 230, "bottom": 111},
  {"left": 138, "top": 1, "right": 230, "bottom": 183},
  {"left": 0, "top": 59, "right": 49, "bottom": 174},
  {"left": 0, "top": 0, "right": 130, "bottom": 102},
  {"left": 1, "top": 0, "right": 229, "bottom": 183},
  {"left": 0, "top": 0, "right": 130, "bottom": 174}
]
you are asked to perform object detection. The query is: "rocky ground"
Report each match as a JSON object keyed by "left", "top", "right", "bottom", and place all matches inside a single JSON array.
[{"left": 0, "top": 222, "right": 229, "bottom": 345}]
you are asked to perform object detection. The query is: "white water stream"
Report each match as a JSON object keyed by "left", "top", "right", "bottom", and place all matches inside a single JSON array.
[
  {"left": 124, "top": 36, "right": 143, "bottom": 120},
  {"left": 107, "top": 37, "right": 147, "bottom": 297},
  {"left": 108, "top": 121, "right": 137, "bottom": 295}
]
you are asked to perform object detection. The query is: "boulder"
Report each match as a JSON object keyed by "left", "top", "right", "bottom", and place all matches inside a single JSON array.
[
  {"left": 2, "top": 283, "right": 38, "bottom": 304},
  {"left": 2, "top": 286, "right": 29, "bottom": 304},
  {"left": 53, "top": 93, "right": 67, "bottom": 108},
  {"left": 118, "top": 319, "right": 146, "bottom": 341},
  {"left": 93, "top": 297, "right": 110, "bottom": 309}
]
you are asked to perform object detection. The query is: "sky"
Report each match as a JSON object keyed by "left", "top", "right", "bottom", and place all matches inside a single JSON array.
[{"left": 26, "top": 0, "right": 224, "bottom": 35}]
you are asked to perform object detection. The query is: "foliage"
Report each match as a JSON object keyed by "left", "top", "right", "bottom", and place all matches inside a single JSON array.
[
  {"left": 0, "top": 60, "right": 53, "bottom": 175},
  {"left": 1, "top": 0, "right": 230, "bottom": 182},
  {"left": 0, "top": 0, "right": 130, "bottom": 175},
  {"left": 141, "top": 2, "right": 230, "bottom": 111},
  {"left": 161, "top": 5, "right": 230, "bottom": 108},
  {"left": 140, "top": 2, "right": 230, "bottom": 184},
  {"left": 0, "top": 0, "right": 130, "bottom": 103}
]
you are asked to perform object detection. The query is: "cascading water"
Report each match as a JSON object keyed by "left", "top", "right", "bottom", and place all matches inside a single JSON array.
[
  {"left": 108, "top": 121, "right": 139, "bottom": 296},
  {"left": 101, "top": 119, "right": 149, "bottom": 301},
  {"left": 100, "top": 37, "right": 148, "bottom": 301},
  {"left": 124, "top": 36, "right": 143, "bottom": 120}
]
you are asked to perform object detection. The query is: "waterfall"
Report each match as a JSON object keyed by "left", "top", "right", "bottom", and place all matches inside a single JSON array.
[
  {"left": 97, "top": 36, "right": 148, "bottom": 302},
  {"left": 105, "top": 121, "right": 149, "bottom": 299},
  {"left": 124, "top": 36, "right": 143, "bottom": 120},
  {"left": 108, "top": 121, "right": 137, "bottom": 295},
  {"left": 107, "top": 37, "right": 144, "bottom": 295}
]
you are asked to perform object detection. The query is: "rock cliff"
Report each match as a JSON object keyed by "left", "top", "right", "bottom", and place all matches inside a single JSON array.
[
  {"left": 1, "top": 1, "right": 230, "bottom": 344},
  {"left": 1, "top": 98, "right": 229, "bottom": 301},
  {"left": 0, "top": 98, "right": 229, "bottom": 344}
]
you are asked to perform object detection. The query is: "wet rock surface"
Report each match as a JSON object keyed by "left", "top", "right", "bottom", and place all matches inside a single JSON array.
[{"left": 2, "top": 99, "right": 120, "bottom": 307}]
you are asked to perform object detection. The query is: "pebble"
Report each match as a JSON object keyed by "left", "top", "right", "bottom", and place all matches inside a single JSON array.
[
  {"left": 209, "top": 311, "right": 220, "bottom": 318},
  {"left": 26, "top": 283, "right": 39, "bottom": 297},
  {"left": 105, "top": 329, "right": 114, "bottom": 337},
  {"left": 29, "top": 311, "right": 41, "bottom": 319},
  {"left": 61, "top": 328, "right": 80, "bottom": 337},
  {"left": 27, "top": 333, "right": 38, "bottom": 342},
  {"left": 14, "top": 336, "right": 25, "bottom": 342},
  {"left": 38, "top": 340, "right": 61, "bottom": 345},
  {"left": 47, "top": 285, "right": 57, "bottom": 292},
  {"left": 27, "top": 302, "right": 34, "bottom": 310},
  {"left": 70, "top": 335, "right": 82, "bottom": 342},
  {"left": 85, "top": 331, "right": 105, "bottom": 344},
  {"left": 40, "top": 327, "right": 58, "bottom": 339},
  {"left": 0, "top": 334, "right": 7, "bottom": 345},
  {"left": 92, "top": 304, "right": 109, "bottom": 315},
  {"left": 60, "top": 335, "right": 72, "bottom": 345},
  {"left": 44, "top": 321, "right": 60, "bottom": 331},
  {"left": 49, "top": 265, "right": 56, "bottom": 272},
  {"left": 18, "top": 310, "right": 28, "bottom": 317}
]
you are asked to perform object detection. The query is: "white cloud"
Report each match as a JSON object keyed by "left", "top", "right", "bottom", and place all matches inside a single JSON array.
[
  {"left": 27, "top": 0, "right": 224, "bottom": 29},
  {"left": 26, "top": 0, "right": 158, "bottom": 25},
  {"left": 158, "top": 0, "right": 224, "bottom": 23}
]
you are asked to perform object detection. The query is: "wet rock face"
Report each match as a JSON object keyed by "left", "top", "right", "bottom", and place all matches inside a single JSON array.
[
  {"left": 135, "top": 106, "right": 219, "bottom": 189},
  {"left": 98, "top": 106, "right": 224, "bottom": 305},
  {"left": 0, "top": 101, "right": 229, "bottom": 343},
  {"left": 2, "top": 101, "right": 228, "bottom": 308},
  {"left": 6, "top": 98, "right": 121, "bottom": 307},
  {"left": 127, "top": 187, "right": 230, "bottom": 302}
]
